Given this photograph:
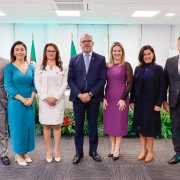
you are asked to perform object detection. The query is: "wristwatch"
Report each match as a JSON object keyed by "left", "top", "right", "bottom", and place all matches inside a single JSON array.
[{"left": 88, "top": 92, "right": 93, "bottom": 98}]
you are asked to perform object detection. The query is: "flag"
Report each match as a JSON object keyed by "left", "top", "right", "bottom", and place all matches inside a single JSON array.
[
  {"left": 70, "top": 40, "right": 77, "bottom": 57},
  {"left": 30, "top": 35, "right": 36, "bottom": 63}
]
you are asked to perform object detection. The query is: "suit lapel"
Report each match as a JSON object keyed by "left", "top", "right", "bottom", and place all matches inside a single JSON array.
[
  {"left": 78, "top": 53, "right": 86, "bottom": 74},
  {"left": 174, "top": 56, "right": 180, "bottom": 80},
  {"left": 87, "top": 52, "right": 95, "bottom": 75}
]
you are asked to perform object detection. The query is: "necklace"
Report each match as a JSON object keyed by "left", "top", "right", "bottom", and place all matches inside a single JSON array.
[{"left": 145, "top": 64, "right": 152, "bottom": 71}]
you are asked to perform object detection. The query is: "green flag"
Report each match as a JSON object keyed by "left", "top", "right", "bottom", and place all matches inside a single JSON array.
[
  {"left": 70, "top": 40, "right": 77, "bottom": 57},
  {"left": 30, "top": 39, "right": 36, "bottom": 63}
]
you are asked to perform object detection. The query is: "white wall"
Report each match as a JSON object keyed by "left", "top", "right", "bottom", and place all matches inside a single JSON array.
[
  {"left": 14, "top": 24, "right": 45, "bottom": 63},
  {"left": 172, "top": 25, "right": 180, "bottom": 49},
  {"left": 77, "top": 25, "right": 108, "bottom": 60},
  {"left": 45, "top": 24, "right": 77, "bottom": 66},
  {"left": 141, "top": 25, "right": 171, "bottom": 67},
  {"left": 0, "top": 23, "right": 13, "bottom": 59},
  {"left": 0, "top": 23, "right": 180, "bottom": 70},
  {"left": 109, "top": 25, "right": 140, "bottom": 70}
]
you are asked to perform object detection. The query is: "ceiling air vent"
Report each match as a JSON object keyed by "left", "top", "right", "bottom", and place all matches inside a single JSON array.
[
  {"left": 55, "top": 3, "right": 84, "bottom": 11},
  {"left": 52, "top": 0, "right": 92, "bottom": 11}
]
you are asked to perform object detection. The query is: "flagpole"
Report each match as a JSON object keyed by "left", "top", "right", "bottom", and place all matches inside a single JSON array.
[
  {"left": 30, "top": 32, "right": 36, "bottom": 64},
  {"left": 71, "top": 32, "right": 73, "bottom": 40},
  {"left": 70, "top": 33, "right": 77, "bottom": 57}
]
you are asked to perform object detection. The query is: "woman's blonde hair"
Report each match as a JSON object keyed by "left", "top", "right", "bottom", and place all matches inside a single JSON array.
[{"left": 108, "top": 42, "right": 125, "bottom": 67}]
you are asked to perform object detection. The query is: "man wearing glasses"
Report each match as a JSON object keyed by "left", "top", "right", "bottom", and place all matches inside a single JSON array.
[
  {"left": 68, "top": 34, "right": 106, "bottom": 164},
  {"left": 0, "top": 56, "right": 10, "bottom": 165}
]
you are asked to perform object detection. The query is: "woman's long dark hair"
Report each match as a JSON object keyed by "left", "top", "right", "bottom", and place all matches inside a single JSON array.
[
  {"left": 138, "top": 45, "right": 156, "bottom": 66},
  {"left": 10, "top": 41, "right": 27, "bottom": 63},
  {"left": 41, "top": 43, "right": 63, "bottom": 71}
]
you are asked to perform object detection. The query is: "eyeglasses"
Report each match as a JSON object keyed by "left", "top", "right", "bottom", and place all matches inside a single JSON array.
[
  {"left": 81, "top": 40, "right": 92, "bottom": 44},
  {"left": 46, "top": 50, "right": 56, "bottom": 53}
]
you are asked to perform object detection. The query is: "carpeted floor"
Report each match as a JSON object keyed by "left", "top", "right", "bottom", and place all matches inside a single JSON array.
[{"left": 0, "top": 136, "right": 179, "bottom": 180}]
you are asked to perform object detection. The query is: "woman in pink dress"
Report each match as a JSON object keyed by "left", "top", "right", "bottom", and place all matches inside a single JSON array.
[{"left": 103, "top": 42, "right": 133, "bottom": 161}]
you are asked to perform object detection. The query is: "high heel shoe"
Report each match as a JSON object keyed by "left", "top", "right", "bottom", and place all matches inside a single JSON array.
[
  {"left": 46, "top": 152, "right": 52, "bottom": 163},
  {"left": 112, "top": 156, "right": 119, "bottom": 161},
  {"left": 107, "top": 153, "right": 113, "bottom": 157},
  {"left": 112, "top": 147, "right": 120, "bottom": 161},
  {"left": 46, "top": 158, "right": 52, "bottom": 163},
  {"left": 23, "top": 154, "right": 32, "bottom": 163},
  {"left": 138, "top": 149, "right": 148, "bottom": 160},
  {"left": 55, "top": 157, "right": 61, "bottom": 162},
  {"left": 15, "top": 156, "right": 27, "bottom": 166},
  {"left": 108, "top": 144, "right": 115, "bottom": 157},
  {"left": 145, "top": 151, "right": 154, "bottom": 163},
  {"left": 54, "top": 150, "right": 61, "bottom": 162},
  {"left": 25, "top": 157, "right": 32, "bottom": 163}
]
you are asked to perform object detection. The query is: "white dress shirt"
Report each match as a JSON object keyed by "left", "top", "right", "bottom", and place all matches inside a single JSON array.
[{"left": 83, "top": 51, "right": 93, "bottom": 65}]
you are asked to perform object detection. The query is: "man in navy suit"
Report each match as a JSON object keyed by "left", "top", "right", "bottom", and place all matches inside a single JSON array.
[
  {"left": 68, "top": 34, "right": 106, "bottom": 164},
  {"left": 163, "top": 36, "right": 180, "bottom": 164}
]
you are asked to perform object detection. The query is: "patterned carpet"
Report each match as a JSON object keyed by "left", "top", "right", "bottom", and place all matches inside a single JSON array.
[{"left": 0, "top": 136, "right": 179, "bottom": 180}]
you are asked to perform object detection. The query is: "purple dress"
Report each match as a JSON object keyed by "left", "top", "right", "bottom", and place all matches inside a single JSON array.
[{"left": 104, "top": 62, "right": 133, "bottom": 136}]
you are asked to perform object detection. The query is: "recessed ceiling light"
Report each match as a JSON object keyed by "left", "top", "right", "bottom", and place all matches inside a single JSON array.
[
  {"left": 166, "top": 13, "right": 175, "bottom": 17},
  {"left": 0, "top": 11, "right": 6, "bottom": 16},
  {"left": 132, "top": 11, "right": 159, "bottom": 17},
  {"left": 56, "top": 11, "right": 80, "bottom": 16}
]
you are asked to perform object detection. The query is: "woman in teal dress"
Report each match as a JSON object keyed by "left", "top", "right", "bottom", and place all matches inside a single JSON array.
[{"left": 4, "top": 41, "right": 36, "bottom": 166}]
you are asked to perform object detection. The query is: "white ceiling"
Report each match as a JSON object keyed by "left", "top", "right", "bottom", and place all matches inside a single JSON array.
[{"left": 0, "top": 0, "right": 180, "bottom": 24}]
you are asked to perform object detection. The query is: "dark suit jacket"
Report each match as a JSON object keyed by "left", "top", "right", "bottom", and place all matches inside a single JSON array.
[
  {"left": 68, "top": 52, "right": 106, "bottom": 103},
  {"left": 164, "top": 55, "right": 180, "bottom": 108},
  {"left": 130, "top": 63, "right": 165, "bottom": 107},
  {"left": 0, "top": 57, "right": 8, "bottom": 108}
]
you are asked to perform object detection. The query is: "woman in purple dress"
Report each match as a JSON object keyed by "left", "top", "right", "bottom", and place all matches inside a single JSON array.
[
  {"left": 103, "top": 42, "right": 133, "bottom": 161},
  {"left": 130, "top": 45, "right": 164, "bottom": 163}
]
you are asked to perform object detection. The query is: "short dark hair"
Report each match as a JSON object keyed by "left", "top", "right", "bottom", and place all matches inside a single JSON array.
[
  {"left": 10, "top": 41, "right": 27, "bottom": 63},
  {"left": 138, "top": 45, "right": 156, "bottom": 66},
  {"left": 178, "top": 36, "right": 180, "bottom": 41}
]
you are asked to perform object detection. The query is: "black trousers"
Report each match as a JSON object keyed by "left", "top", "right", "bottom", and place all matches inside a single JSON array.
[
  {"left": 170, "top": 100, "right": 180, "bottom": 155},
  {"left": 73, "top": 102, "right": 100, "bottom": 154}
]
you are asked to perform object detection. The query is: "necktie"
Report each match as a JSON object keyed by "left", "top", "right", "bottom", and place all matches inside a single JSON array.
[{"left": 85, "top": 54, "right": 90, "bottom": 74}]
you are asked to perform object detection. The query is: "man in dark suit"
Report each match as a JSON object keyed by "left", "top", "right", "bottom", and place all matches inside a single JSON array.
[
  {"left": 0, "top": 57, "right": 10, "bottom": 165},
  {"left": 163, "top": 36, "right": 180, "bottom": 164},
  {"left": 68, "top": 34, "right": 106, "bottom": 164}
]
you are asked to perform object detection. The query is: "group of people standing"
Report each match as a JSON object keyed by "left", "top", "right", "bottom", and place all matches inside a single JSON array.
[{"left": 0, "top": 34, "right": 180, "bottom": 167}]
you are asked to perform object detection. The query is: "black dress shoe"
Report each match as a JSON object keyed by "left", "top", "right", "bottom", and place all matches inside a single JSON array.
[
  {"left": 107, "top": 153, "right": 113, "bottom": 157},
  {"left": 168, "top": 155, "right": 180, "bottom": 164},
  {"left": 112, "top": 156, "right": 119, "bottom": 161},
  {"left": 73, "top": 154, "right": 84, "bottom": 164},
  {"left": 1, "top": 156, "right": 10, "bottom": 165},
  {"left": 89, "top": 152, "right": 101, "bottom": 162}
]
